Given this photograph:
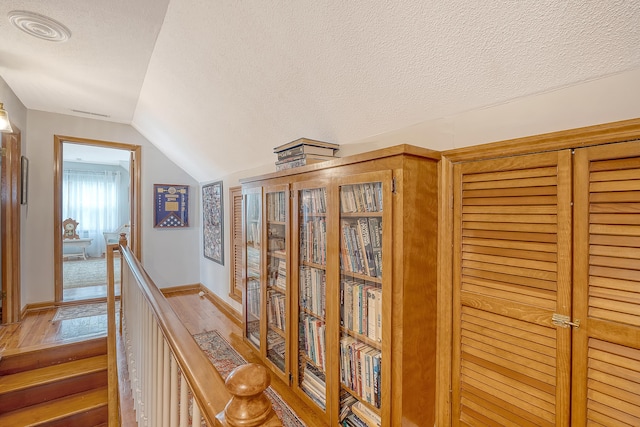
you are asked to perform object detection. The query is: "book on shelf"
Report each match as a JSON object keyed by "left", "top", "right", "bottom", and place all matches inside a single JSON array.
[
  {"left": 268, "top": 290, "right": 286, "bottom": 330},
  {"left": 342, "top": 413, "right": 368, "bottom": 427},
  {"left": 368, "top": 217, "right": 382, "bottom": 277},
  {"left": 276, "top": 153, "right": 336, "bottom": 165},
  {"left": 350, "top": 401, "right": 381, "bottom": 427},
  {"left": 267, "top": 191, "right": 286, "bottom": 222},
  {"left": 275, "top": 259, "right": 287, "bottom": 290},
  {"left": 341, "top": 278, "right": 381, "bottom": 340},
  {"left": 366, "top": 288, "right": 377, "bottom": 341},
  {"left": 340, "top": 391, "right": 358, "bottom": 421},
  {"left": 277, "top": 145, "right": 338, "bottom": 160},
  {"left": 273, "top": 137, "right": 340, "bottom": 154},
  {"left": 340, "top": 336, "right": 382, "bottom": 407},
  {"left": 300, "top": 265, "right": 326, "bottom": 317},
  {"left": 276, "top": 154, "right": 336, "bottom": 171},
  {"left": 340, "top": 182, "right": 382, "bottom": 213},
  {"left": 300, "top": 362, "right": 326, "bottom": 408},
  {"left": 301, "top": 314, "right": 326, "bottom": 370},
  {"left": 340, "top": 217, "right": 382, "bottom": 278}
]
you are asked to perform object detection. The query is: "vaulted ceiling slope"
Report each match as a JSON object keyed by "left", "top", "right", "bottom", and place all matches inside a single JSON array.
[{"left": 1, "top": 1, "right": 639, "bottom": 181}]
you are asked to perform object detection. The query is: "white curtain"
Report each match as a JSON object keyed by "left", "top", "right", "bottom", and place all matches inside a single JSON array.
[{"left": 62, "top": 168, "right": 121, "bottom": 257}]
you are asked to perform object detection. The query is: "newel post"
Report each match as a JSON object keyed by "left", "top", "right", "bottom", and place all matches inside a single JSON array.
[
  {"left": 119, "top": 232, "right": 128, "bottom": 248},
  {"left": 216, "top": 363, "right": 282, "bottom": 427}
]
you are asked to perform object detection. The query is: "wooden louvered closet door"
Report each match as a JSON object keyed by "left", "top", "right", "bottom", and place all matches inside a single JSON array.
[
  {"left": 230, "top": 186, "right": 243, "bottom": 301},
  {"left": 572, "top": 141, "right": 640, "bottom": 426},
  {"left": 452, "top": 150, "right": 573, "bottom": 426}
]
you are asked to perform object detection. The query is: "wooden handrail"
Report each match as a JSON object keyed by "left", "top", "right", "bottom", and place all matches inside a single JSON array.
[
  {"left": 106, "top": 243, "right": 120, "bottom": 426},
  {"left": 108, "top": 236, "right": 281, "bottom": 426},
  {"left": 118, "top": 242, "right": 229, "bottom": 424}
]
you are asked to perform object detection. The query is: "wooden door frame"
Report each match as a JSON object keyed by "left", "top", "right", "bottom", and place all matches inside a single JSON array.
[
  {"left": 53, "top": 135, "right": 141, "bottom": 302},
  {"left": 1, "top": 129, "right": 21, "bottom": 323}
]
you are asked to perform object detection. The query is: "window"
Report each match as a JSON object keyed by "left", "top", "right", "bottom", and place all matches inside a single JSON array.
[{"left": 62, "top": 168, "right": 122, "bottom": 257}]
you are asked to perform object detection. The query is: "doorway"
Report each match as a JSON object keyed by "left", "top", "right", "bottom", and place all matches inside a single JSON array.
[
  {"left": 1, "top": 128, "right": 21, "bottom": 323},
  {"left": 54, "top": 135, "right": 141, "bottom": 303}
]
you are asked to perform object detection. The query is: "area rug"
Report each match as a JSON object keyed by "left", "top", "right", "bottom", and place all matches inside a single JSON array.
[
  {"left": 63, "top": 257, "right": 121, "bottom": 289},
  {"left": 193, "top": 330, "right": 306, "bottom": 427},
  {"left": 52, "top": 301, "right": 120, "bottom": 322}
]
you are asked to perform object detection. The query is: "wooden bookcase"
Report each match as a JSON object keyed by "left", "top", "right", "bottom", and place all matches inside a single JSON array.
[{"left": 241, "top": 145, "right": 440, "bottom": 426}]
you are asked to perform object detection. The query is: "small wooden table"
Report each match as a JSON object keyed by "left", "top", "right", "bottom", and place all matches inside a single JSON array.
[{"left": 63, "top": 238, "right": 93, "bottom": 260}]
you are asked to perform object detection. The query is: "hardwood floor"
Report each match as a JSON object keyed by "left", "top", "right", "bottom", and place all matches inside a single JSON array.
[
  {"left": 164, "top": 290, "right": 327, "bottom": 427},
  {"left": 0, "top": 306, "right": 109, "bottom": 351},
  {"left": 64, "top": 284, "right": 120, "bottom": 301},
  {"left": 0, "top": 289, "right": 327, "bottom": 427}
]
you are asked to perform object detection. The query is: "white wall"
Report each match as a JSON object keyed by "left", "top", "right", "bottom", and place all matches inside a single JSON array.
[
  {"left": 7, "top": 68, "right": 640, "bottom": 310},
  {"left": 1, "top": 78, "right": 28, "bottom": 312},
  {"left": 23, "top": 110, "right": 199, "bottom": 306},
  {"left": 206, "top": 68, "right": 640, "bottom": 313},
  {"left": 339, "top": 68, "right": 640, "bottom": 155},
  {"left": 199, "top": 163, "right": 273, "bottom": 313}
]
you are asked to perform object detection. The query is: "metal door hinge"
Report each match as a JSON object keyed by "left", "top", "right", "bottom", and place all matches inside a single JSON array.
[
  {"left": 391, "top": 177, "right": 397, "bottom": 194},
  {"left": 552, "top": 313, "right": 580, "bottom": 329},
  {"left": 0, "top": 148, "right": 6, "bottom": 157}
]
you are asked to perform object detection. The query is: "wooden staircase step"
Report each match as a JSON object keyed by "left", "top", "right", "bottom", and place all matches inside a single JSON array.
[
  {"left": 0, "top": 355, "right": 107, "bottom": 413},
  {"left": 0, "top": 386, "right": 108, "bottom": 427},
  {"left": 0, "top": 354, "right": 107, "bottom": 393},
  {"left": 0, "top": 337, "right": 107, "bottom": 375}
]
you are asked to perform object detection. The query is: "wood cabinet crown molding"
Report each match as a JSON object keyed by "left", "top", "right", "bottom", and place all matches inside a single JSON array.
[{"left": 443, "top": 117, "right": 640, "bottom": 163}]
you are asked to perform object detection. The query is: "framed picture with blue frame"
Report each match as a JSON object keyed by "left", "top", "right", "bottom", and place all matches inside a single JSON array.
[
  {"left": 202, "top": 181, "right": 224, "bottom": 264},
  {"left": 154, "top": 184, "right": 189, "bottom": 228}
]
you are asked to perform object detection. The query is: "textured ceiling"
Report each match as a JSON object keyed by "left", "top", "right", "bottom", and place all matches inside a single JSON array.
[{"left": 1, "top": 1, "right": 639, "bottom": 181}]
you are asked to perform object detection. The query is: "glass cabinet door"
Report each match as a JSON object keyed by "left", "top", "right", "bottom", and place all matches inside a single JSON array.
[
  {"left": 294, "top": 184, "right": 329, "bottom": 412},
  {"left": 337, "top": 177, "right": 386, "bottom": 427},
  {"left": 265, "top": 186, "right": 288, "bottom": 375},
  {"left": 244, "top": 188, "right": 262, "bottom": 349}
]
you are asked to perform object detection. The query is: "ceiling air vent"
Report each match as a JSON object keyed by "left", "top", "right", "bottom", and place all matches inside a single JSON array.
[
  {"left": 71, "top": 109, "right": 111, "bottom": 118},
  {"left": 8, "top": 10, "right": 71, "bottom": 42}
]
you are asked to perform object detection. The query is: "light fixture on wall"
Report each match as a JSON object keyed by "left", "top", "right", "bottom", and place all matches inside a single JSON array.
[{"left": 0, "top": 103, "right": 13, "bottom": 133}]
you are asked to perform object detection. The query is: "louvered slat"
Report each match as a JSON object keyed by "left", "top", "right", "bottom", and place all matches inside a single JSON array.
[{"left": 453, "top": 151, "right": 572, "bottom": 426}]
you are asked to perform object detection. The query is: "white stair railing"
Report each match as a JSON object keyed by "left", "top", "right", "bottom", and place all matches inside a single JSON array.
[{"left": 106, "top": 237, "right": 281, "bottom": 427}]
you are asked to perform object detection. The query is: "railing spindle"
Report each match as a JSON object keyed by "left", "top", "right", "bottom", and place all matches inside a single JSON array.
[
  {"left": 180, "top": 372, "right": 189, "bottom": 427},
  {"left": 153, "top": 323, "right": 164, "bottom": 427},
  {"left": 163, "top": 340, "right": 171, "bottom": 427},
  {"left": 170, "top": 354, "right": 179, "bottom": 427},
  {"left": 192, "top": 399, "right": 201, "bottom": 427}
]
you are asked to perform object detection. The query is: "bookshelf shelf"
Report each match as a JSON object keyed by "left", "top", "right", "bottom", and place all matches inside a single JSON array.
[
  {"left": 340, "top": 385, "right": 381, "bottom": 415},
  {"left": 269, "top": 323, "right": 285, "bottom": 337},
  {"left": 269, "top": 251, "right": 286, "bottom": 259},
  {"left": 241, "top": 145, "right": 440, "bottom": 426},
  {"left": 339, "top": 211, "right": 383, "bottom": 218},
  {"left": 339, "top": 326, "right": 381, "bottom": 349},
  {"left": 300, "top": 307, "right": 325, "bottom": 321},
  {"left": 300, "top": 260, "right": 325, "bottom": 270},
  {"left": 340, "top": 271, "right": 382, "bottom": 284}
]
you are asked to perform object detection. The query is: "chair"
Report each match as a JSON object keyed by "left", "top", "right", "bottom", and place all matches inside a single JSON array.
[{"left": 103, "top": 223, "right": 130, "bottom": 245}]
